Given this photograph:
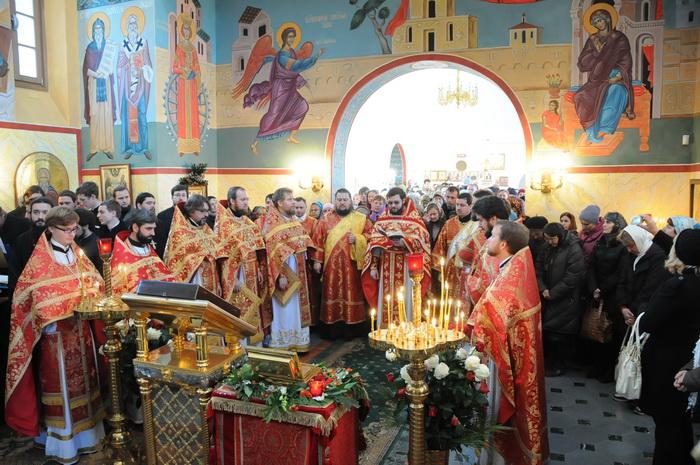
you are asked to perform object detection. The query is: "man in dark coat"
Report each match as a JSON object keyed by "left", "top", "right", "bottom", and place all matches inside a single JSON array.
[
  {"left": 8, "top": 196, "right": 54, "bottom": 292},
  {"left": 639, "top": 229, "right": 700, "bottom": 465},
  {"left": 536, "top": 222, "right": 586, "bottom": 376},
  {"left": 155, "top": 184, "right": 189, "bottom": 258},
  {"left": 7, "top": 185, "right": 44, "bottom": 220},
  {"left": 0, "top": 206, "right": 31, "bottom": 255}
]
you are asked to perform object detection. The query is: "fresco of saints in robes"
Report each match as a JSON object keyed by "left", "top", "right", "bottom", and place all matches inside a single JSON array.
[
  {"left": 83, "top": 13, "right": 116, "bottom": 161},
  {"left": 232, "top": 22, "right": 323, "bottom": 155},
  {"left": 574, "top": 3, "right": 635, "bottom": 145},
  {"left": 172, "top": 14, "right": 201, "bottom": 156},
  {"left": 117, "top": 7, "right": 153, "bottom": 160}
]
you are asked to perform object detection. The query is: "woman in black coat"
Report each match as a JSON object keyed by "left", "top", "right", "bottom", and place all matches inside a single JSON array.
[
  {"left": 536, "top": 222, "right": 586, "bottom": 376},
  {"left": 617, "top": 225, "right": 670, "bottom": 324},
  {"left": 587, "top": 212, "right": 629, "bottom": 382},
  {"left": 638, "top": 229, "right": 700, "bottom": 465}
]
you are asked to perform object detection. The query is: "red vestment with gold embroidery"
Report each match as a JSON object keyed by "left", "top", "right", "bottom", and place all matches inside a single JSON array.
[
  {"left": 471, "top": 247, "right": 549, "bottom": 465},
  {"left": 111, "top": 233, "right": 174, "bottom": 296},
  {"left": 260, "top": 207, "right": 314, "bottom": 327},
  {"left": 216, "top": 204, "right": 269, "bottom": 333},
  {"left": 312, "top": 211, "right": 372, "bottom": 325},
  {"left": 164, "top": 205, "right": 221, "bottom": 294},
  {"left": 361, "top": 200, "right": 431, "bottom": 325},
  {"left": 5, "top": 235, "right": 104, "bottom": 437}
]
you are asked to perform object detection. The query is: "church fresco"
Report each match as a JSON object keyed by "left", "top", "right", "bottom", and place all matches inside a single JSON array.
[
  {"left": 117, "top": 6, "right": 153, "bottom": 159},
  {"left": 231, "top": 14, "right": 325, "bottom": 155}
]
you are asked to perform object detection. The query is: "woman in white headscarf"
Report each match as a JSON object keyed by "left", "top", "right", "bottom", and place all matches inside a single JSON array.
[
  {"left": 615, "top": 225, "right": 671, "bottom": 412},
  {"left": 617, "top": 225, "right": 670, "bottom": 326}
]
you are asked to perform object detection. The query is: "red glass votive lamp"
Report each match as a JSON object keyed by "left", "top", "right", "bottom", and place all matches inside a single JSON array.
[
  {"left": 407, "top": 253, "right": 423, "bottom": 277},
  {"left": 309, "top": 380, "right": 325, "bottom": 397},
  {"left": 97, "top": 238, "right": 113, "bottom": 256}
]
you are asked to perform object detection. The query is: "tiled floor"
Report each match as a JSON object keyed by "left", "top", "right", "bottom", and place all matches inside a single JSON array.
[
  {"left": 545, "top": 370, "right": 658, "bottom": 465},
  {"left": 380, "top": 368, "right": 700, "bottom": 464}
]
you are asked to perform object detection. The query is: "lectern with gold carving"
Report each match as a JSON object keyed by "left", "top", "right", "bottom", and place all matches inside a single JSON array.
[{"left": 121, "top": 281, "right": 256, "bottom": 465}]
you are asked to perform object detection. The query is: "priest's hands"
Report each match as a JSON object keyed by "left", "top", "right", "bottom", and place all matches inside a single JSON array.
[
  {"left": 313, "top": 262, "right": 322, "bottom": 274},
  {"left": 370, "top": 267, "right": 378, "bottom": 280},
  {"left": 278, "top": 275, "right": 288, "bottom": 291}
]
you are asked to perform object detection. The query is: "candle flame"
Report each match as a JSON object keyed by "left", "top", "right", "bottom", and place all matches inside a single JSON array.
[{"left": 370, "top": 308, "right": 376, "bottom": 317}]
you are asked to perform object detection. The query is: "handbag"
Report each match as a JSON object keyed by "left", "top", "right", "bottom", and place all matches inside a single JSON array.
[
  {"left": 580, "top": 300, "right": 612, "bottom": 343},
  {"left": 614, "top": 312, "right": 648, "bottom": 400}
]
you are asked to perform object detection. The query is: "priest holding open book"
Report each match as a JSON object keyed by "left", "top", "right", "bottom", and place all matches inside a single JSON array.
[
  {"left": 361, "top": 187, "right": 431, "bottom": 327},
  {"left": 259, "top": 187, "right": 314, "bottom": 352}
]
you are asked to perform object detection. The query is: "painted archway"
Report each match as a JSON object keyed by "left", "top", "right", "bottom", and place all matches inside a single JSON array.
[{"left": 325, "top": 54, "right": 534, "bottom": 194}]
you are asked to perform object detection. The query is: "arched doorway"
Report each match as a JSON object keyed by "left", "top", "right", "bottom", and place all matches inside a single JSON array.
[{"left": 326, "top": 54, "right": 533, "bottom": 194}]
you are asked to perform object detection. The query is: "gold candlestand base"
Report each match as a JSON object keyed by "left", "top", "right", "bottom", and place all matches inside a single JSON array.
[{"left": 368, "top": 330, "right": 465, "bottom": 465}]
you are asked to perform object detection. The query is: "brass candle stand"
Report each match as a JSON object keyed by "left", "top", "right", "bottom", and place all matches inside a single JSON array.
[
  {"left": 367, "top": 253, "right": 465, "bottom": 465},
  {"left": 76, "top": 241, "right": 137, "bottom": 464}
]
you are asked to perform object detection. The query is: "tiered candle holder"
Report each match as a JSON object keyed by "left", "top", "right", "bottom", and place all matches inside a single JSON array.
[
  {"left": 76, "top": 238, "right": 136, "bottom": 464},
  {"left": 367, "top": 253, "right": 465, "bottom": 465}
]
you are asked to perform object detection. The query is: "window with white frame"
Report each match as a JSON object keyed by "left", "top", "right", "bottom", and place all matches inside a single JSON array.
[{"left": 11, "top": 0, "right": 45, "bottom": 87}]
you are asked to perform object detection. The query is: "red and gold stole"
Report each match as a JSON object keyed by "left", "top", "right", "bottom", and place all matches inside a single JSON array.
[
  {"left": 300, "top": 216, "right": 317, "bottom": 238},
  {"left": 216, "top": 204, "right": 268, "bottom": 334},
  {"left": 431, "top": 216, "right": 476, "bottom": 301},
  {"left": 465, "top": 236, "right": 500, "bottom": 308},
  {"left": 164, "top": 205, "right": 221, "bottom": 293},
  {"left": 471, "top": 247, "right": 549, "bottom": 465},
  {"left": 260, "top": 207, "right": 313, "bottom": 326},
  {"left": 361, "top": 199, "right": 431, "bottom": 322},
  {"left": 111, "top": 233, "right": 174, "bottom": 296},
  {"left": 312, "top": 211, "right": 372, "bottom": 325},
  {"left": 6, "top": 235, "right": 103, "bottom": 437}
]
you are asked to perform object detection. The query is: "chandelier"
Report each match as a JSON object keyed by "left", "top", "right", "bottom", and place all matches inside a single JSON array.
[{"left": 438, "top": 71, "right": 479, "bottom": 108}]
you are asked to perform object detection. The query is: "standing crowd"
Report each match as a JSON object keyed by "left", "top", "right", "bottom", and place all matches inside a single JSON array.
[{"left": 1, "top": 178, "right": 699, "bottom": 464}]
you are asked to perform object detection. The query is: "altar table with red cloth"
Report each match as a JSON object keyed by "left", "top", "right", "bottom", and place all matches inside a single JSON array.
[{"left": 210, "top": 384, "right": 360, "bottom": 465}]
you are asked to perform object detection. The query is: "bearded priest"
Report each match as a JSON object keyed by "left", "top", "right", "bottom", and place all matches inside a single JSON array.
[
  {"left": 471, "top": 221, "right": 548, "bottom": 465},
  {"left": 259, "top": 188, "right": 314, "bottom": 351},
  {"left": 111, "top": 209, "right": 174, "bottom": 296},
  {"left": 312, "top": 188, "right": 373, "bottom": 340},
  {"left": 164, "top": 195, "right": 223, "bottom": 295},
  {"left": 5, "top": 206, "right": 105, "bottom": 464},
  {"left": 361, "top": 187, "right": 431, "bottom": 327}
]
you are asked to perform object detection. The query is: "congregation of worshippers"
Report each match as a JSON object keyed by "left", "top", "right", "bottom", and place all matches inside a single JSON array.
[{"left": 1, "top": 180, "right": 700, "bottom": 465}]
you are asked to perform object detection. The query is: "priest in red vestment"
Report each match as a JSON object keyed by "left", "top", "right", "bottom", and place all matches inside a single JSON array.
[
  {"left": 312, "top": 188, "right": 373, "bottom": 339},
  {"left": 260, "top": 188, "right": 314, "bottom": 351},
  {"left": 465, "top": 195, "right": 510, "bottom": 311},
  {"left": 164, "top": 194, "right": 223, "bottom": 295},
  {"left": 6, "top": 207, "right": 105, "bottom": 464},
  {"left": 218, "top": 189, "right": 268, "bottom": 343},
  {"left": 361, "top": 187, "right": 430, "bottom": 327},
  {"left": 111, "top": 209, "right": 174, "bottom": 296},
  {"left": 471, "top": 220, "right": 549, "bottom": 465},
  {"left": 432, "top": 192, "right": 478, "bottom": 301}
]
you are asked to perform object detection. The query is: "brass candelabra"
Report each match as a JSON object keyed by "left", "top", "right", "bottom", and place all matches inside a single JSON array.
[
  {"left": 76, "top": 238, "right": 137, "bottom": 464},
  {"left": 367, "top": 254, "right": 465, "bottom": 465}
]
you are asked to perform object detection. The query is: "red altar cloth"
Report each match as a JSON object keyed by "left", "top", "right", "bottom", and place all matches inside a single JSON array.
[{"left": 211, "top": 384, "right": 359, "bottom": 465}]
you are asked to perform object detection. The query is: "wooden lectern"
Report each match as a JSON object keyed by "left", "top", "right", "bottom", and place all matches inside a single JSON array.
[{"left": 121, "top": 281, "right": 256, "bottom": 465}]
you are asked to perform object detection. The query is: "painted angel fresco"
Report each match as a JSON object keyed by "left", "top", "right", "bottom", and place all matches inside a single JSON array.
[{"left": 232, "top": 22, "right": 323, "bottom": 154}]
